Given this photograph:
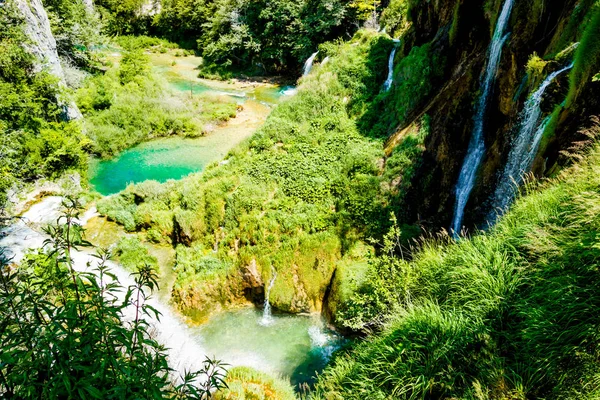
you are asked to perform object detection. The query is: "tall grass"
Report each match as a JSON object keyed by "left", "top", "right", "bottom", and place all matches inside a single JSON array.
[{"left": 309, "top": 146, "right": 600, "bottom": 398}]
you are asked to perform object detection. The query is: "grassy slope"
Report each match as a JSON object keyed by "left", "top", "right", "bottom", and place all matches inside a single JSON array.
[{"left": 309, "top": 147, "right": 600, "bottom": 399}]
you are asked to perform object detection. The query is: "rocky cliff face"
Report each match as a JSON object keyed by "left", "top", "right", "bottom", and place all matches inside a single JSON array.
[
  {"left": 14, "top": 0, "right": 82, "bottom": 120},
  {"left": 389, "top": 0, "right": 600, "bottom": 231}
]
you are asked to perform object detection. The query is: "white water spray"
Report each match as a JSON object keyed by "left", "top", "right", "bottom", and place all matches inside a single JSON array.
[
  {"left": 321, "top": 56, "right": 330, "bottom": 66},
  {"left": 0, "top": 198, "right": 207, "bottom": 377},
  {"left": 488, "top": 63, "right": 573, "bottom": 221},
  {"left": 303, "top": 51, "right": 319, "bottom": 76},
  {"left": 383, "top": 39, "right": 400, "bottom": 92},
  {"left": 260, "top": 271, "right": 277, "bottom": 326},
  {"left": 450, "top": 0, "right": 515, "bottom": 237}
]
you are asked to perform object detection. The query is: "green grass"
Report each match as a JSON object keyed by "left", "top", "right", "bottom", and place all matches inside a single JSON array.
[
  {"left": 309, "top": 146, "right": 600, "bottom": 399},
  {"left": 76, "top": 50, "right": 237, "bottom": 158},
  {"left": 215, "top": 367, "right": 297, "bottom": 400},
  {"left": 566, "top": 4, "right": 600, "bottom": 107}
]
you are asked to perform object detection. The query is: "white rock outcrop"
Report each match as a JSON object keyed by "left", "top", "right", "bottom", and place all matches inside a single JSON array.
[{"left": 14, "top": 0, "right": 82, "bottom": 120}]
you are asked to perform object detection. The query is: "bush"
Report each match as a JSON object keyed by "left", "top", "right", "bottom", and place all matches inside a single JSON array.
[
  {"left": 115, "top": 236, "right": 158, "bottom": 272},
  {"left": 215, "top": 367, "right": 297, "bottom": 400}
]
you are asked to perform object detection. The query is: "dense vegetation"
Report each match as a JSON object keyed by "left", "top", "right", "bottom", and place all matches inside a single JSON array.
[
  {"left": 0, "top": 4, "right": 236, "bottom": 210},
  {"left": 0, "top": 4, "right": 86, "bottom": 208},
  {"left": 76, "top": 48, "right": 237, "bottom": 157},
  {"left": 310, "top": 143, "right": 600, "bottom": 399},
  {"left": 96, "top": 0, "right": 380, "bottom": 76},
  {"left": 4, "top": 0, "right": 600, "bottom": 397}
]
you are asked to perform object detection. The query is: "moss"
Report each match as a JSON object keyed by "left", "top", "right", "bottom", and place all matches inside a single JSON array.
[
  {"left": 526, "top": 52, "right": 547, "bottom": 83},
  {"left": 215, "top": 367, "right": 297, "bottom": 400}
]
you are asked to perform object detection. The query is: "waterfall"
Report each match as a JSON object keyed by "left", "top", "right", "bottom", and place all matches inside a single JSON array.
[
  {"left": 303, "top": 51, "right": 319, "bottom": 76},
  {"left": 260, "top": 271, "right": 277, "bottom": 326},
  {"left": 321, "top": 56, "right": 330, "bottom": 66},
  {"left": 383, "top": 40, "right": 400, "bottom": 92},
  {"left": 450, "top": 0, "right": 515, "bottom": 237},
  {"left": 488, "top": 63, "right": 574, "bottom": 222}
]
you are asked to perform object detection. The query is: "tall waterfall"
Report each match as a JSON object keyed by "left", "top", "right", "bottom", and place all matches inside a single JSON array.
[
  {"left": 450, "top": 0, "right": 515, "bottom": 237},
  {"left": 303, "top": 51, "right": 319, "bottom": 76},
  {"left": 260, "top": 271, "right": 277, "bottom": 326},
  {"left": 488, "top": 63, "right": 574, "bottom": 222},
  {"left": 383, "top": 40, "right": 400, "bottom": 92}
]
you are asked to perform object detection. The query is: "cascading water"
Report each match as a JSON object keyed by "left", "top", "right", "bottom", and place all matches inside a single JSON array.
[
  {"left": 450, "top": 0, "right": 515, "bottom": 237},
  {"left": 303, "top": 51, "right": 319, "bottom": 76},
  {"left": 383, "top": 39, "right": 400, "bottom": 92},
  {"left": 0, "top": 197, "right": 207, "bottom": 377},
  {"left": 260, "top": 271, "right": 277, "bottom": 326},
  {"left": 488, "top": 63, "right": 574, "bottom": 222},
  {"left": 321, "top": 56, "right": 330, "bottom": 66}
]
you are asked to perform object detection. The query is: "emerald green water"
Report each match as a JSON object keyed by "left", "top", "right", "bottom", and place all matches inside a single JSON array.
[
  {"left": 194, "top": 308, "right": 343, "bottom": 386},
  {"left": 89, "top": 133, "right": 242, "bottom": 195}
]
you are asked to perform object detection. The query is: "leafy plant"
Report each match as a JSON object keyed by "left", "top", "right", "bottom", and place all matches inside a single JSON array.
[{"left": 0, "top": 197, "right": 227, "bottom": 398}]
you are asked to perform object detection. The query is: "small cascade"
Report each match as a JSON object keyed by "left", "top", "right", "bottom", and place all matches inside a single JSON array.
[
  {"left": 280, "top": 86, "right": 298, "bottom": 96},
  {"left": 260, "top": 271, "right": 277, "bottom": 326},
  {"left": 321, "top": 56, "right": 330, "bottom": 66},
  {"left": 383, "top": 40, "right": 400, "bottom": 92},
  {"left": 308, "top": 325, "right": 343, "bottom": 362},
  {"left": 450, "top": 0, "right": 515, "bottom": 237},
  {"left": 488, "top": 63, "right": 573, "bottom": 222},
  {"left": 303, "top": 51, "right": 319, "bottom": 76}
]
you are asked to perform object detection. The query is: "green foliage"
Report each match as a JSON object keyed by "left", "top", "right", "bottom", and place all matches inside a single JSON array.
[
  {"left": 95, "top": 0, "right": 151, "bottom": 35},
  {"left": 44, "top": 0, "right": 101, "bottom": 67},
  {"left": 359, "top": 42, "right": 443, "bottom": 138},
  {"left": 566, "top": 4, "right": 600, "bottom": 107},
  {"left": 118, "top": 49, "right": 151, "bottom": 84},
  {"left": 76, "top": 52, "right": 236, "bottom": 157},
  {"left": 310, "top": 146, "right": 600, "bottom": 398},
  {"left": 215, "top": 367, "right": 297, "bottom": 400},
  {"left": 380, "top": 0, "right": 410, "bottom": 38},
  {"left": 0, "top": 198, "right": 227, "bottom": 398},
  {"left": 97, "top": 31, "right": 416, "bottom": 314},
  {"left": 525, "top": 52, "right": 547, "bottom": 83},
  {"left": 115, "top": 236, "right": 158, "bottom": 271},
  {"left": 0, "top": 4, "right": 88, "bottom": 208},
  {"left": 334, "top": 214, "right": 412, "bottom": 330},
  {"left": 114, "top": 35, "right": 180, "bottom": 52},
  {"left": 154, "top": 0, "right": 371, "bottom": 76}
]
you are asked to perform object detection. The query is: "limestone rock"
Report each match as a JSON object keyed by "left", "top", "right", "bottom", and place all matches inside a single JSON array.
[{"left": 14, "top": 0, "right": 82, "bottom": 120}]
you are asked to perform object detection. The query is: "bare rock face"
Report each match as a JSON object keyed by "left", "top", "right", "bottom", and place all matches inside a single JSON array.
[{"left": 14, "top": 0, "right": 82, "bottom": 120}]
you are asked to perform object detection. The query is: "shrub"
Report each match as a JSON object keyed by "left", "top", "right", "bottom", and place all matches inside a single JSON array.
[{"left": 115, "top": 236, "right": 158, "bottom": 272}]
